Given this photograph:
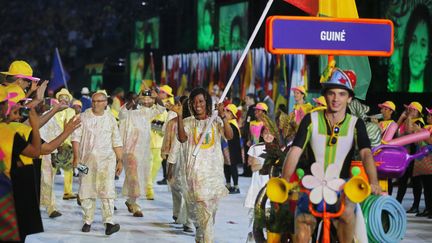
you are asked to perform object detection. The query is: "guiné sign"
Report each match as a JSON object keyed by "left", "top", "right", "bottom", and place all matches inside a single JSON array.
[{"left": 266, "top": 16, "right": 394, "bottom": 56}]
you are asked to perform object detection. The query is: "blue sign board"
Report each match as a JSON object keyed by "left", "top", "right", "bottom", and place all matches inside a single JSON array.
[{"left": 266, "top": 16, "right": 394, "bottom": 56}]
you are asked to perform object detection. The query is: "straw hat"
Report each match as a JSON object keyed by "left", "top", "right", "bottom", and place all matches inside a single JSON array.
[{"left": 55, "top": 88, "right": 73, "bottom": 101}]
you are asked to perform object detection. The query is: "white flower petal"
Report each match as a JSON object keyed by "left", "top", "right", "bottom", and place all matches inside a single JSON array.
[
  {"left": 309, "top": 185, "right": 324, "bottom": 205},
  {"left": 302, "top": 175, "right": 321, "bottom": 189},
  {"left": 311, "top": 162, "right": 324, "bottom": 179},
  {"left": 323, "top": 186, "right": 338, "bottom": 205},
  {"left": 325, "top": 163, "right": 340, "bottom": 180},
  {"left": 327, "top": 178, "right": 346, "bottom": 192}
]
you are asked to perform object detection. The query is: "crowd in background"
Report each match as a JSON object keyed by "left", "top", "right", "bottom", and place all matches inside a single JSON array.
[
  {"left": 1, "top": 59, "right": 432, "bottom": 242},
  {"left": 0, "top": 0, "right": 133, "bottom": 78}
]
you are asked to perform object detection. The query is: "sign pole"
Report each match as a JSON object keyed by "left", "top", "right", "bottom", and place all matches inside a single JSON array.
[{"left": 192, "top": 0, "right": 274, "bottom": 156}]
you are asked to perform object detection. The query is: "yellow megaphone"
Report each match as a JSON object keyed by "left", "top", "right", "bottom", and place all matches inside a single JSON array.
[
  {"left": 344, "top": 176, "right": 371, "bottom": 203},
  {"left": 266, "top": 178, "right": 294, "bottom": 203}
]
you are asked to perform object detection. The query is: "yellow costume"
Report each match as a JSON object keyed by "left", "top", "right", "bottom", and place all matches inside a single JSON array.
[{"left": 147, "top": 111, "right": 168, "bottom": 199}]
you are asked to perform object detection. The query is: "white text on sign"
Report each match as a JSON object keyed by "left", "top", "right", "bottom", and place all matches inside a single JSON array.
[{"left": 320, "top": 30, "right": 346, "bottom": 42}]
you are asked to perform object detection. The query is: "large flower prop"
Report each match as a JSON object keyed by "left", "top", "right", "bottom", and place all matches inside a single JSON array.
[{"left": 302, "top": 162, "right": 345, "bottom": 205}]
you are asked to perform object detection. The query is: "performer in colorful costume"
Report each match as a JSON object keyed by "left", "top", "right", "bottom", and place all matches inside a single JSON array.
[
  {"left": 0, "top": 85, "right": 43, "bottom": 241},
  {"left": 375, "top": 101, "right": 396, "bottom": 134},
  {"left": 395, "top": 101, "right": 425, "bottom": 212},
  {"left": 47, "top": 88, "right": 77, "bottom": 201},
  {"left": 248, "top": 102, "right": 267, "bottom": 146},
  {"left": 281, "top": 68, "right": 381, "bottom": 242},
  {"left": 222, "top": 104, "right": 243, "bottom": 193},
  {"left": 412, "top": 108, "right": 432, "bottom": 218},
  {"left": 283, "top": 86, "right": 313, "bottom": 142},
  {"left": 39, "top": 89, "right": 80, "bottom": 217},
  {"left": 152, "top": 85, "right": 176, "bottom": 187}
]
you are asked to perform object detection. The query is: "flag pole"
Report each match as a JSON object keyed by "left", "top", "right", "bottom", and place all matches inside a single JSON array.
[
  {"left": 150, "top": 52, "right": 156, "bottom": 87},
  {"left": 192, "top": 0, "right": 274, "bottom": 156},
  {"left": 55, "top": 47, "right": 69, "bottom": 90}
]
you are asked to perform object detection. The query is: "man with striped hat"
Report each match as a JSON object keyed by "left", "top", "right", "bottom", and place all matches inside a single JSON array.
[{"left": 282, "top": 68, "right": 381, "bottom": 242}]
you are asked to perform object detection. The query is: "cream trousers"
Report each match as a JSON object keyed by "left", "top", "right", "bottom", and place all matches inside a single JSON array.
[{"left": 81, "top": 198, "right": 114, "bottom": 225}]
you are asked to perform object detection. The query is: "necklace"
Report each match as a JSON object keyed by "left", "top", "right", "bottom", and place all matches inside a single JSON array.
[{"left": 325, "top": 112, "right": 344, "bottom": 127}]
